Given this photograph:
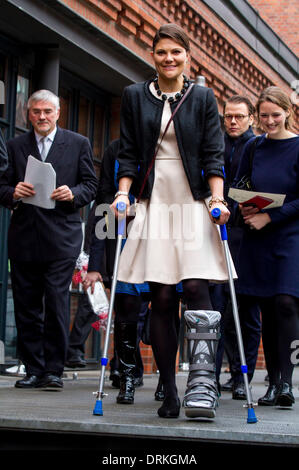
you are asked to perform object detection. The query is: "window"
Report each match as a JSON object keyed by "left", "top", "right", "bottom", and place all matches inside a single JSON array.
[
  {"left": 15, "top": 65, "right": 31, "bottom": 132},
  {"left": 93, "top": 103, "right": 105, "bottom": 161},
  {"left": 59, "top": 87, "right": 71, "bottom": 130},
  {"left": 78, "top": 95, "right": 91, "bottom": 138},
  {"left": 0, "top": 53, "right": 7, "bottom": 119}
]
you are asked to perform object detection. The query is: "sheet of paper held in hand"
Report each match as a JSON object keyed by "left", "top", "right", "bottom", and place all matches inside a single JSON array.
[
  {"left": 228, "top": 188, "right": 286, "bottom": 210},
  {"left": 23, "top": 155, "right": 56, "bottom": 209}
]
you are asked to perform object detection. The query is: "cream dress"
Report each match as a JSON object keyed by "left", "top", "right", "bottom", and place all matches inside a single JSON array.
[{"left": 117, "top": 83, "right": 234, "bottom": 285}]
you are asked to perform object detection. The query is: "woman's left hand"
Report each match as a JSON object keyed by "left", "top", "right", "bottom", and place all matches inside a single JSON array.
[
  {"left": 244, "top": 212, "right": 271, "bottom": 230},
  {"left": 209, "top": 202, "right": 230, "bottom": 225}
]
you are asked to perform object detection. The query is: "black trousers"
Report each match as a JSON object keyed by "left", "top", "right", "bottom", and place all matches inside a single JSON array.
[
  {"left": 67, "top": 292, "right": 97, "bottom": 360},
  {"left": 10, "top": 258, "right": 77, "bottom": 377},
  {"left": 210, "top": 284, "right": 261, "bottom": 384}
]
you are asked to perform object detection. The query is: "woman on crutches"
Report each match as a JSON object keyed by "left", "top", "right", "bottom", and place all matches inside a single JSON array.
[{"left": 111, "top": 23, "right": 232, "bottom": 419}]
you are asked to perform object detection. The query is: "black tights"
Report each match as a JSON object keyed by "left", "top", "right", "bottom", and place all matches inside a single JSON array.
[
  {"left": 259, "top": 294, "right": 299, "bottom": 386},
  {"left": 149, "top": 279, "right": 212, "bottom": 399},
  {"left": 114, "top": 293, "right": 142, "bottom": 324}
]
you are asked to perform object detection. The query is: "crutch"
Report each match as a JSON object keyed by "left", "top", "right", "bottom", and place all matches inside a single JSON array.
[
  {"left": 211, "top": 207, "right": 258, "bottom": 423},
  {"left": 93, "top": 201, "right": 126, "bottom": 416}
]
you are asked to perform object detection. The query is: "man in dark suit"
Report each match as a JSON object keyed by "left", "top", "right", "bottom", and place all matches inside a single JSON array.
[
  {"left": 0, "top": 128, "right": 8, "bottom": 174},
  {"left": 0, "top": 89, "right": 98, "bottom": 389}
]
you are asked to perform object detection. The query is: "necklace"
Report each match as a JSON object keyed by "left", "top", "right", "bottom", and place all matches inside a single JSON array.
[{"left": 153, "top": 75, "right": 190, "bottom": 103}]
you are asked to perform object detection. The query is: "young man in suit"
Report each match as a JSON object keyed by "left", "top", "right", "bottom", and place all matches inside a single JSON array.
[
  {"left": 0, "top": 128, "right": 8, "bottom": 174},
  {"left": 0, "top": 89, "right": 98, "bottom": 389}
]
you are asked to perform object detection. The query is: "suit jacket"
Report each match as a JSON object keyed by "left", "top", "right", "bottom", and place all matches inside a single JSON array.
[
  {"left": 88, "top": 140, "right": 120, "bottom": 278},
  {"left": 0, "top": 128, "right": 8, "bottom": 173},
  {"left": 0, "top": 127, "right": 98, "bottom": 262}
]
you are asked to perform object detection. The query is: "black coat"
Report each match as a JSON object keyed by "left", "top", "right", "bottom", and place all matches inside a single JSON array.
[
  {"left": 0, "top": 127, "right": 98, "bottom": 261},
  {"left": 117, "top": 80, "right": 224, "bottom": 200},
  {"left": 224, "top": 127, "right": 256, "bottom": 281},
  {"left": 96, "top": 139, "right": 120, "bottom": 205},
  {"left": 224, "top": 127, "right": 255, "bottom": 195},
  {"left": 0, "top": 128, "right": 8, "bottom": 173},
  {"left": 224, "top": 127, "right": 255, "bottom": 216},
  {"left": 88, "top": 140, "right": 120, "bottom": 278}
]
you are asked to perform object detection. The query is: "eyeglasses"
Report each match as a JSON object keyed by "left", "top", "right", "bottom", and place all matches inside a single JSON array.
[{"left": 223, "top": 114, "right": 249, "bottom": 122}]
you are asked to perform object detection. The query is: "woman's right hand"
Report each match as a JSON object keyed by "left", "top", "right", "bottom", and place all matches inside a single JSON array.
[
  {"left": 209, "top": 201, "right": 230, "bottom": 225},
  {"left": 82, "top": 271, "right": 103, "bottom": 294},
  {"left": 110, "top": 195, "right": 130, "bottom": 218}
]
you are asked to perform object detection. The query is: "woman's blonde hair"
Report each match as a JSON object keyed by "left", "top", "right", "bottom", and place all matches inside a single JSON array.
[{"left": 256, "top": 86, "right": 295, "bottom": 130}]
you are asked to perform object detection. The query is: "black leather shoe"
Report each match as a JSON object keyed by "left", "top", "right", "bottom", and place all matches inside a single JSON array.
[
  {"left": 110, "top": 370, "right": 120, "bottom": 388},
  {"left": 15, "top": 375, "right": 39, "bottom": 389},
  {"left": 276, "top": 382, "right": 295, "bottom": 407},
  {"left": 65, "top": 357, "right": 86, "bottom": 368},
  {"left": 258, "top": 384, "right": 280, "bottom": 406},
  {"left": 232, "top": 382, "right": 247, "bottom": 400},
  {"left": 158, "top": 396, "right": 180, "bottom": 418},
  {"left": 134, "top": 377, "right": 144, "bottom": 388},
  {"left": 221, "top": 377, "right": 234, "bottom": 392},
  {"left": 36, "top": 374, "right": 63, "bottom": 390},
  {"left": 117, "top": 373, "right": 135, "bottom": 404}
]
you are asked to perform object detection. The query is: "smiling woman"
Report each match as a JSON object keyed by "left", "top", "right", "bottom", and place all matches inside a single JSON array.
[
  {"left": 151, "top": 38, "right": 190, "bottom": 93},
  {"left": 111, "top": 23, "right": 232, "bottom": 421},
  {"left": 235, "top": 86, "right": 299, "bottom": 408},
  {"left": 256, "top": 87, "right": 295, "bottom": 139}
]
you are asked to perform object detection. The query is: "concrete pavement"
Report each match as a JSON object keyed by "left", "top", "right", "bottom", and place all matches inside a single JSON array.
[{"left": 0, "top": 367, "right": 298, "bottom": 463}]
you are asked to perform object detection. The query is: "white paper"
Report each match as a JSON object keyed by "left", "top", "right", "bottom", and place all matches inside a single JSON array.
[
  {"left": 23, "top": 155, "right": 56, "bottom": 209},
  {"left": 228, "top": 187, "right": 285, "bottom": 209}
]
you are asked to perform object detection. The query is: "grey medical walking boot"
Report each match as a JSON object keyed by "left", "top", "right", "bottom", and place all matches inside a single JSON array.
[{"left": 183, "top": 310, "right": 221, "bottom": 419}]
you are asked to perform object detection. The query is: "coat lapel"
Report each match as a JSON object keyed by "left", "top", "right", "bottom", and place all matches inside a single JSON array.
[
  {"left": 22, "top": 129, "right": 41, "bottom": 162},
  {"left": 45, "top": 127, "right": 65, "bottom": 166}
]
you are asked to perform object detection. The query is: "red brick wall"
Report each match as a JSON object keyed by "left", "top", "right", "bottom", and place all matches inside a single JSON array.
[
  {"left": 248, "top": 0, "right": 299, "bottom": 56},
  {"left": 256, "top": 338, "right": 266, "bottom": 370},
  {"left": 61, "top": 0, "right": 298, "bottom": 133},
  {"left": 60, "top": 0, "right": 294, "bottom": 106}
]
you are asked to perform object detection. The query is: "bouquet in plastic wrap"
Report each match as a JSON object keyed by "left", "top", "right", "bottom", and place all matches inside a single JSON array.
[
  {"left": 87, "top": 282, "right": 110, "bottom": 331},
  {"left": 72, "top": 251, "right": 110, "bottom": 331},
  {"left": 72, "top": 251, "right": 89, "bottom": 285}
]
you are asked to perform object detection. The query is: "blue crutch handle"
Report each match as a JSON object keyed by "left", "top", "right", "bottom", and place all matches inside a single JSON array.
[
  {"left": 116, "top": 201, "right": 126, "bottom": 236},
  {"left": 211, "top": 208, "right": 227, "bottom": 241}
]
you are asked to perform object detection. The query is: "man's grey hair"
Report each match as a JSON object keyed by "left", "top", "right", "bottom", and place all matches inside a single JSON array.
[{"left": 27, "top": 89, "right": 60, "bottom": 110}]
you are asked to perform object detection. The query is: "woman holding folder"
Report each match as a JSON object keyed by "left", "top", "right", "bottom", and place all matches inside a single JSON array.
[{"left": 235, "top": 86, "right": 299, "bottom": 407}]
